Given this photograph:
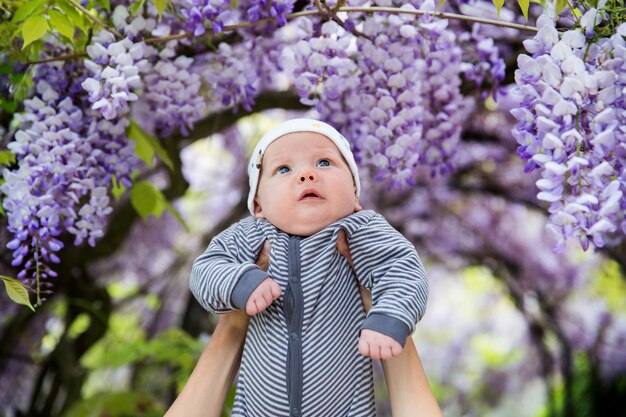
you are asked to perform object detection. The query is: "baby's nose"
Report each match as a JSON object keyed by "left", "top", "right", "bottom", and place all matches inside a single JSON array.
[{"left": 298, "top": 170, "right": 316, "bottom": 183}]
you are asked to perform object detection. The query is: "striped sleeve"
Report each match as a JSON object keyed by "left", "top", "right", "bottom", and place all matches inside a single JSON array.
[
  {"left": 189, "top": 219, "right": 269, "bottom": 314},
  {"left": 348, "top": 213, "right": 428, "bottom": 346}
]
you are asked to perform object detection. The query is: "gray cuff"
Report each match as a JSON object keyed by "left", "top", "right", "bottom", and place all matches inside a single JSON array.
[
  {"left": 361, "top": 313, "right": 411, "bottom": 347},
  {"left": 231, "top": 268, "right": 271, "bottom": 310}
]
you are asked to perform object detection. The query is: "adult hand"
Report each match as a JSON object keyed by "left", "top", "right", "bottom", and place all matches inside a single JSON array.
[{"left": 337, "top": 228, "right": 373, "bottom": 313}]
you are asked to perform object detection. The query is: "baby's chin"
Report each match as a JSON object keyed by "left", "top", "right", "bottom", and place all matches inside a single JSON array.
[{"left": 271, "top": 213, "right": 350, "bottom": 237}]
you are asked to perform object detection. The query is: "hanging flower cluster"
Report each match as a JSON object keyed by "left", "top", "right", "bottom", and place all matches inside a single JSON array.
[
  {"left": 512, "top": 7, "right": 626, "bottom": 251},
  {"left": 0, "top": 61, "right": 138, "bottom": 302},
  {"left": 293, "top": 0, "right": 476, "bottom": 185}
]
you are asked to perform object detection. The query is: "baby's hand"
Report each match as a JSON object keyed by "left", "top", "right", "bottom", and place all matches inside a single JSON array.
[
  {"left": 245, "top": 277, "right": 281, "bottom": 315},
  {"left": 358, "top": 329, "right": 402, "bottom": 360}
]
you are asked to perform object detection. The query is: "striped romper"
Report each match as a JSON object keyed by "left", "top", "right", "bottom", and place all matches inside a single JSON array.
[{"left": 190, "top": 210, "right": 428, "bottom": 417}]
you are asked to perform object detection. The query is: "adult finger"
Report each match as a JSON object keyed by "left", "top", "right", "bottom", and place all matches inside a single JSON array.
[
  {"left": 336, "top": 229, "right": 355, "bottom": 272},
  {"left": 255, "top": 240, "right": 271, "bottom": 272},
  {"left": 358, "top": 285, "right": 373, "bottom": 313}
]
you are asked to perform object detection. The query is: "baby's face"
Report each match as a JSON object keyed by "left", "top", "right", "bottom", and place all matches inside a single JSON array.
[{"left": 254, "top": 132, "right": 361, "bottom": 236}]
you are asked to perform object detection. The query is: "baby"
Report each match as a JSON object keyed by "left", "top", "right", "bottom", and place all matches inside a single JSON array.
[{"left": 190, "top": 118, "right": 428, "bottom": 416}]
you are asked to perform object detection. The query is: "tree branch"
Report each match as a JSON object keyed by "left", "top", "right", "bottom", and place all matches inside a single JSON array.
[
  {"left": 23, "top": 5, "right": 538, "bottom": 66},
  {"left": 181, "top": 90, "right": 309, "bottom": 143}
]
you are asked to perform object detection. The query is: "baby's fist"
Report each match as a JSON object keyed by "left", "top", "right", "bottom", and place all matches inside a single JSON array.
[
  {"left": 358, "top": 329, "right": 402, "bottom": 360},
  {"left": 245, "top": 278, "right": 281, "bottom": 315}
]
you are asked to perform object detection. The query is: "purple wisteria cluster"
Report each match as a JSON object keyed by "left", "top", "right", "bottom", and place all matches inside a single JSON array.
[
  {"left": 1, "top": 0, "right": 222, "bottom": 296},
  {"left": 293, "top": 0, "right": 473, "bottom": 185},
  {"left": 179, "top": 0, "right": 232, "bottom": 36},
  {"left": 111, "top": 4, "right": 158, "bottom": 39},
  {"left": 512, "top": 13, "right": 626, "bottom": 251},
  {"left": 81, "top": 31, "right": 150, "bottom": 120},
  {"left": 291, "top": 18, "right": 358, "bottom": 110},
  {"left": 0, "top": 61, "right": 139, "bottom": 299},
  {"left": 195, "top": 0, "right": 297, "bottom": 111},
  {"left": 458, "top": 32, "right": 506, "bottom": 99},
  {"left": 447, "top": 0, "right": 514, "bottom": 98},
  {"left": 199, "top": 25, "right": 289, "bottom": 112},
  {"left": 242, "top": 0, "right": 297, "bottom": 30},
  {"left": 201, "top": 42, "right": 261, "bottom": 112},
  {"left": 178, "top": 0, "right": 296, "bottom": 37},
  {"left": 108, "top": 4, "right": 209, "bottom": 137},
  {"left": 141, "top": 38, "right": 207, "bottom": 137}
]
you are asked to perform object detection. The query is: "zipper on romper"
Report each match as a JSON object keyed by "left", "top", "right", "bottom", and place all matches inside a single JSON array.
[{"left": 285, "top": 235, "right": 303, "bottom": 417}]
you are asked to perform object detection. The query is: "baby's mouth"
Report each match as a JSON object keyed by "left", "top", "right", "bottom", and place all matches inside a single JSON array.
[{"left": 299, "top": 190, "right": 322, "bottom": 200}]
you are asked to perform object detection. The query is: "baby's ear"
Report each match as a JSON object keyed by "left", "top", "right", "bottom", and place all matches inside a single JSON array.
[
  {"left": 254, "top": 197, "right": 265, "bottom": 219},
  {"left": 354, "top": 186, "right": 362, "bottom": 212}
]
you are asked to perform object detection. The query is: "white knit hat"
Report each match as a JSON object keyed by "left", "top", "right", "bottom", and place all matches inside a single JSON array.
[{"left": 247, "top": 118, "right": 361, "bottom": 215}]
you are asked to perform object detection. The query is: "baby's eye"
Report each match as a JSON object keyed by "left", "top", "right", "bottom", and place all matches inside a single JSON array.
[
  {"left": 276, "top": 166, "right": 291, "bottom": 175},
  {"left": 317, "top": 159, "right": 331, "bottom": 167}
]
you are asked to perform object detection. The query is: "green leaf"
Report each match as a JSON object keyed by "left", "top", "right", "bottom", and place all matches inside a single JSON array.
[
  {"left": 130, "top": 0, "right": 147, "bottom": 15},
  {"left": 48, "top": 9, "right": 75, "bottom": 43},
  {"left": 86, "top": 0, "right": 110, "bottom": 12},
  {"left": 127, "top": 120, "right": 174, "bottom": 171},
  {"left": 10, "top": 0, "right": 48, "bottom": 23},
  {"left": 517, "top": 0, "right": 530, "bottom": 20},
  {"left": 127, "top": 120, "right": 154, "bottom": 167},
  {"left": 154, "top": 0, "right": 168, "bottom": 18},
  {"left": 9, "top": 71, "right": 24, "bottom": 84},
  {"left": 555, "top": 0, "right": 568, "bottom": 15},
  {"left": 0, "top": 63, "right": 12, "bottom": 74},
  {"left": 491, "top": 0, "right": 504, "bottom": 19},
  {"left": 1, "top": 275, "right": 35, "bottom": 311},
  {"left": 0, "top": 150, "right": 16, "bottom": 166},
  {"left": 591, "top": 259, "right": 626, "bottom": 314},
  {"left": 74, "top": 29, "right": 90, "bottom": 51},
  {"left": 130, "top": 181, "right": 190, "bottom": 231},
  {"left": 57, "top": 0, "right": 88, "bottom": 34},
  {"left": 68, "top": 313, "right": 92, "bottom": 338},
  {"left": 131, "top": 180, "right": 166, "bottom": 220},
  {"left": 12, "top": 70, "right": 33, "bottom": 101},
  {"left": 0, "top": 98, "right": 17, "bottom": 113},
  {"left": 21, "top": 14, "right": 49, "bottom": 50},
  {"left": 437, "top": 0, "right": 446, "bottom": 10}
]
